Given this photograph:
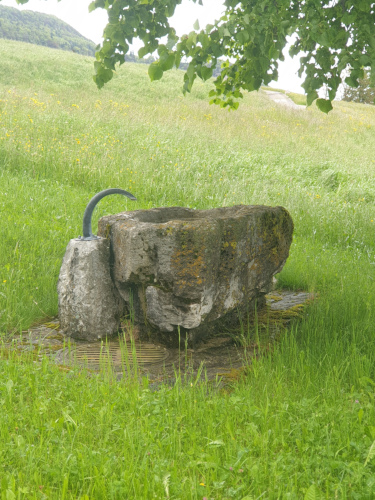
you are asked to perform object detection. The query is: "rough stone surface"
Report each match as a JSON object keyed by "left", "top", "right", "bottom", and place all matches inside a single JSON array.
[
  {"left": 98, "top": 205, "right": 294, "bottom": 346},
  {"left": 57, "top": 238, "right": 125, "bottom": 341}
]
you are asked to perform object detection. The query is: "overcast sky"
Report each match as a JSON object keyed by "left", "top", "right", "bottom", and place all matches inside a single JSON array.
[{"left": 0, "top": 0, "right": 304, "bottom": 93}]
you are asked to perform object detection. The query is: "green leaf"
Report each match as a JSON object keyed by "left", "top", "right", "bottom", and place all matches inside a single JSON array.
[
  {"left": 359, "top": 376, "right": 375, "bottom": 387},
  {"left": 160, "top": 53, "right": 175, "bottom": 71},
  {"left": 235, "top": 31, "right": 249, "bottom": 44},
  {"left": 345, "top": 76, "right": 359, "bottom": 88},
  {"left": 157, "top": 44, "right": 167, "bottom": 56},
  {"left": 5, "top": 379, "right": 13, "bottom": 394},
  {"left": 6, "top": 490, "right": 16, "bottom": 500},
  {"left": 364, "top": 426, "right": 375, "bottom": 441},
  {"left": 100, "top": 40, "right": 113, "bottom": 56},
  {"left": 93, "top": 65, "right": 114, "bottom": 89},
  {"left": 352, "top": 68, "right": 365, "bottom": 80},
  {"left": 138, "top": 46, "right": 149, "bottom": 59},
  {"left": 187, "top": 63, "right": 196, "bottom": 80},
  {"left": 175, "top": 52, "right": 182, "bottom": 69},
  {"left": 370, "top": 67, "right": 375, "bottom": 86},
  {"left": 365, "top": 440, "right": 375, "bottom": 467},
  {"left": 193, "top": 19, "right": 200, "bottom": 31},
  {"left": 62, "top": 411, "right": 77, "bottom": 428},
  {"left": 304, "top": 484, "right": 323, "bottom": 500},
  {"left": 316, "top": 98, "right": 333, "bottom": 114},
  {"left": 280, "top": 20, "right": 290, "bottom": 32},
  {"left": 166, "top": 33, "right": 178, "bottom": 50},
  {"left": 359, "top": 54, "right": 370, "bottom": 66},
  {"left": 148, "top": 63, "right": 163, "bottom": 81},
  {"left": 201, "top": 66, "right": 213, "bottom": 81},
  {"left": 358, "top": 408, "right": 364, "bottom": 424},
  {"left": 103, "top": 56, "right": 116, "bottom": 71},
  {"left": 88, "top": 1, "right": 97, "bottom": 13},
  {"left": 268, "top": 46, "right": 279, "bottom": 60},
  {"left": 198, "top": 32, "right": 211, "bottom": 49},
  {"left": 357, "top": 0, "right": 369, "bottom": 11}
]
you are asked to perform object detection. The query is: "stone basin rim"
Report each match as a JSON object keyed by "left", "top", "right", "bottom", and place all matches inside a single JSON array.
[{"left": 102, "top": 204, "right": 283, "bottom": 226}]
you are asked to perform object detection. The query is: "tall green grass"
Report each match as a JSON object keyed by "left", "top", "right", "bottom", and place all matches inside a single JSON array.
[{"left": 1, "top": 39, "right": 375, "bottom": 498}]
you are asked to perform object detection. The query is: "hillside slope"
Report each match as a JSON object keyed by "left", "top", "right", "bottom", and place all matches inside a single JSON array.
[
  {"left": 0, "top": 4, "right": 95, "bottom": 56},
  {"left": 1, "top": 39, "right": 375, "bottom": 500}
]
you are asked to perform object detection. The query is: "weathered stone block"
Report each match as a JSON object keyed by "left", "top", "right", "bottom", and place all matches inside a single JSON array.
[
  {"left": 57, "top": 237, "right": 125, "bottom": 341},
  {"left": 98, "top": 205, "right": 293, "bottom": 346}
]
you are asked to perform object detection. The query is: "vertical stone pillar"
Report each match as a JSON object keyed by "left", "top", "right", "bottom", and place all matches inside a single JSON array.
[{"left": 57, "top": 237, "right": 125, "bottom": 341}]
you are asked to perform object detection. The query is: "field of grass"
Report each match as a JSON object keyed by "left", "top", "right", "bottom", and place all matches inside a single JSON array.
[{"left": 1, "top": 39, "right": 375, "bottom": 498}]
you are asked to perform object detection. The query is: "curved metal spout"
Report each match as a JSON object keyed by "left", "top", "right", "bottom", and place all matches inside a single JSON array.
[{"left": 81, "top": 188, "right": 137, "bottom": 240}]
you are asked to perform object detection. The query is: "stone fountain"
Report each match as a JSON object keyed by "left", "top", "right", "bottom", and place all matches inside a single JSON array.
[{"left": 58, "top": 192, "right": 294, "bottom": 347}]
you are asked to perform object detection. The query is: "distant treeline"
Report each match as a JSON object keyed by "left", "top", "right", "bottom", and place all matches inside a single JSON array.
[{"left": 0, "top": 5, "right": 95, "bottom": 56}]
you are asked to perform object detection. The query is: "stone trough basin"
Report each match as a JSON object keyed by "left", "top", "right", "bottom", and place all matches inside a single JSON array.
[{"left": 58, "top": 205, "right": 293, "bottom": 346}]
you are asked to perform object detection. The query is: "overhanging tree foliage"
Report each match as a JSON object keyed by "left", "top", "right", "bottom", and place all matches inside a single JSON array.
[{"left": 14, "top": 0, "right": 375, "bottom": 112}]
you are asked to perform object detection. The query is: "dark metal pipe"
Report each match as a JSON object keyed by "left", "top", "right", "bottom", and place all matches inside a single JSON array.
[{"left": 81, "top": 188, "right": 136, "bottom": 240}]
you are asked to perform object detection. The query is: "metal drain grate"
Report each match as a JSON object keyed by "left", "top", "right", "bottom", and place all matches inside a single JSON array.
[{"left": 60, "top": 341, "right": 169, "bottom": 369}]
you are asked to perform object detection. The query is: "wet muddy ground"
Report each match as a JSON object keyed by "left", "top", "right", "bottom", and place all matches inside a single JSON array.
[{"left": 2, "top": 291, "right": 313, "bottom": 383}]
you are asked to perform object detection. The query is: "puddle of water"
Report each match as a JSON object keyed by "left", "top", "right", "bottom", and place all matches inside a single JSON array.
[{"left": 2, "top": 291, "right": 314, "bottom": 383}]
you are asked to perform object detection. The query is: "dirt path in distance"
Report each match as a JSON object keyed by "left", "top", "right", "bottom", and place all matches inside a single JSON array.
[{"left": 263, "top": 90, "right": 305, "bottom": 110}]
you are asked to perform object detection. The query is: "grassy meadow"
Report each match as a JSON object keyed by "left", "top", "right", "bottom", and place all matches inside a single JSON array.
[{"left": 1, "top": 39, "right": 375, "bottom": 498}]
